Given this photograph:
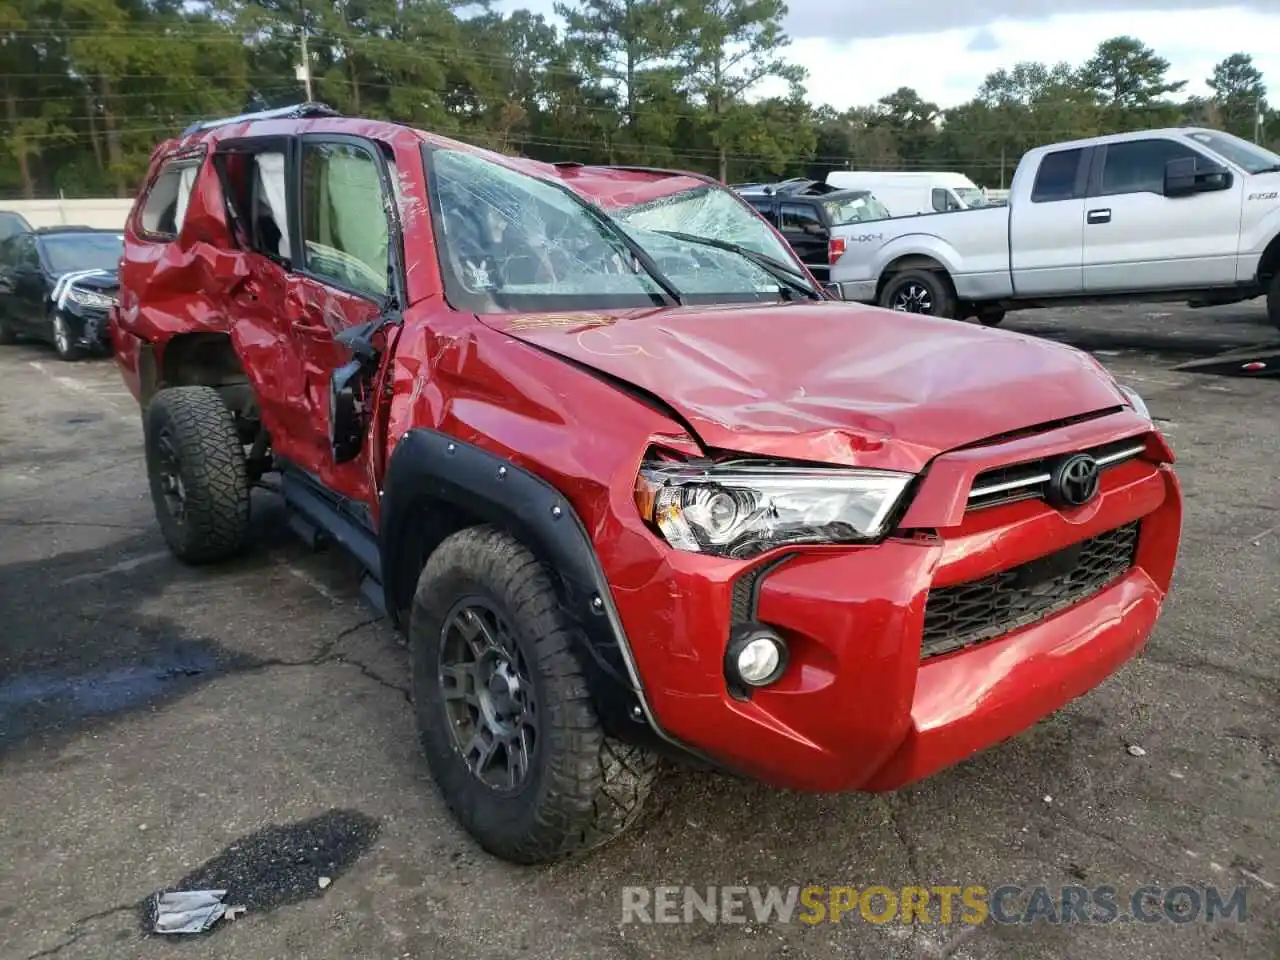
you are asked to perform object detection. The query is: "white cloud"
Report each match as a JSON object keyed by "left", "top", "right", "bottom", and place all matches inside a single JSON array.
[
  {"left": 764, "top": 9, "right": 1280, "bottom": 109},
  {"left": 494, "top": 2, "right": 1280, "bottom": 110}
]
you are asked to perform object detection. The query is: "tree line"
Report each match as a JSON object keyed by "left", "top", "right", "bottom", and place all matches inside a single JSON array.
[{"left": 1, "top": 0, "right": 1274, "bottom": 199}]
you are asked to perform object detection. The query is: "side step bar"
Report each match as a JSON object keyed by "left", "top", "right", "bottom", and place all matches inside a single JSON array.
[{"left": 279, "top": 468, "right": 386, "bottom": 614}]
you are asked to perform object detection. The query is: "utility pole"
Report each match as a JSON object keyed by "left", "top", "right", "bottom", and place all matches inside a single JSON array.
[
  {"left": 296, "top": 27, "right": 313, "bottom": 101},
  {"left": 1254, "top": 95, "right": 1265, "bottom": 144}
]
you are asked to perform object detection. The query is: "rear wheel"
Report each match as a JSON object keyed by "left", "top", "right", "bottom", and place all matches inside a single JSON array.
[
  {"left": 1267, "top": 273, "right": 1280, "bottom": 331},
  {"left": 410, "top": 525, "right": 659, "bottom": 864},
  {"left": 0, "top": 316, "right": 15, "bottom": 345},
  {"left": 976, "top": 308, "right": 1007, "bottom": 327},
  {"left": 144, "top": 386, "right": 251, "bottom": 564},
  {"left": 878, "top": 269, "right": 958, "bottom": 319}
]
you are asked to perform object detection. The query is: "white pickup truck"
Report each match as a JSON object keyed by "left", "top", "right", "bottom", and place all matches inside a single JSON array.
[{"left": 829, "top": 127, "right": 1280, "bottom": 330}]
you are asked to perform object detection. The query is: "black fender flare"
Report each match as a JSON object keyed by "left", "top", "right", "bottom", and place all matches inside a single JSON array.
[{"left": 379, "top": 429, "right": 677, "bottom": 750}]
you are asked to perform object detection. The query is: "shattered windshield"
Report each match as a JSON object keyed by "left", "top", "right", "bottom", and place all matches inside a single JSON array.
[
  {"left": 611, "top": 185, "right": 800, "bottom": 267},
  {"left": 426, "top": 149, "right": 799, "bottom": 314}
]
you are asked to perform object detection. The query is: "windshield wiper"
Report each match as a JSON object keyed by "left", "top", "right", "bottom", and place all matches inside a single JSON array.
[
  {"left": 1253, "top": 164, "right": 1280, "bottom": 174},
  {"left": 652, "top": 230, "right": 823, "bottom": 300}
]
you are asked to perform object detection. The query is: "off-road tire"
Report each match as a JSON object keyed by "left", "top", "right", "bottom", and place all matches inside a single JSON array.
[
  {"left": 410, "top": 525, "right": 659, "bottom": 864},
  {"left": 878, "top": 268, "right": 958, "bottom": 319},
  {"left": 0, "top": 316, "right": 15, "bottom": 345},
  {"left": 144, "top": 386, "right": 250, "bottom": 564},
  {"left": 1267, "top": 272, "right": 1280, "bottom": 331}
]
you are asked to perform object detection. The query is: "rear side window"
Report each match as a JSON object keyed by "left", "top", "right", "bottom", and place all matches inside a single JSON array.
[
  {"left": 0, "top": 212, "right": 30, "bottom": 241},
  {"left": 780, "top": 202, "right": 825, "bottom": 236},
  {"left": 1031, "top": 149, "right": 1084, "bottom": 203},
  {"left": 139, "top": 157, "right": 203, "bottom": 238},
  {"left": 744, "top": 196, "right": 777, "bottom": 225}
]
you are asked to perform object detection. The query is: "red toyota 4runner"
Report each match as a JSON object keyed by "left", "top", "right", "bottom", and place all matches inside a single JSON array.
[{"left": 111, "top": 105, "right": 1183, "bottom": 864}]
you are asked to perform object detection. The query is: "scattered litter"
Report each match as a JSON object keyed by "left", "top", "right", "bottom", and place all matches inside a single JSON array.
[
  {"left": 138, "top": 809, "right": 380, "bottom": 936},
  {"left": 1126, "top": 744, "right": 1147, "bottom": 757},
  {"left": 138, "top": 824, "right": 148, "bottom": 831},
  {"left": 1043, "top": 795, "right": 1053, "bottom": 804},
  {"left": 153, "top": 890, "right": 229, "bottom": 934},
  {"left": 1170, "top": 770, "right": 1185, "bottom": 779}
]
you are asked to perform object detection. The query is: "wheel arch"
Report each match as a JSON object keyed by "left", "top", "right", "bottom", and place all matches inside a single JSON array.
[
  {"left": 1256, "top": 231, "right": 1280, "bottom": 284},
  {"left": 379, "top": 429, "right": 668, "bottom": 750},
  {"left": 151, "top": 331, "right": 256, "bottom": 434},
  {"left": 875, "top": 252, "right": 956, "bottom": 302}
]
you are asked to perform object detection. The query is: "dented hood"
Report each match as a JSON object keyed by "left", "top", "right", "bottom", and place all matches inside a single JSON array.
[{"left": 481, "top": 302, "right": 1125, "bottom": 473}]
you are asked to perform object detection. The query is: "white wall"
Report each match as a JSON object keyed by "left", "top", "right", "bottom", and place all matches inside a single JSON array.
[{"left": 2, "top": 198, "right": 134, "bottom": 230}]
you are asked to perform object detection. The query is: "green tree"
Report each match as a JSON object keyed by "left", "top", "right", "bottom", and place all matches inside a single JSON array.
[
  {"left": 1079, "top": 36, "right": 1186, "bottom": 129},
  {"left": 1208, "top": 53, "right": 1266, "bottom": 139},
  {"left": 673, "top": 0, "right": 804, "bottom": 181},
  {"left": 554, "top": 0, "right": 680, "bottom": 123}
]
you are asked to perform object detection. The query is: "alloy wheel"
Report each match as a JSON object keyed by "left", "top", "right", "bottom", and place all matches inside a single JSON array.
[
  {"left": 438, "top": 599, "right": 538, "bottom": 793},
  {"left": 154, "top": 428, "right": 186, "bottom": 520},
  {"left": 891, "top": 281, "right": 934, "bottom": 314},
  {"left": 52, "top": 314, "right": 71, "bottom": 355}
]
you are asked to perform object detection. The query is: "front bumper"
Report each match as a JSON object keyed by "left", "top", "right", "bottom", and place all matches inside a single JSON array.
[
  {"left": 608, "top": 410, "right": 1182, "bottom": 792},
  {"left": 836, "top": 279, "right": 876, "bottom": 303},
  {"left": 61, "top": 305, "right": 114, "bottom": 353}
]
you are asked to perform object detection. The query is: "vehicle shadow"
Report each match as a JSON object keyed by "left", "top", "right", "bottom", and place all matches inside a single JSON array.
[{"left": 1003, "top": 303, "right": 1280, "bottom": 365}]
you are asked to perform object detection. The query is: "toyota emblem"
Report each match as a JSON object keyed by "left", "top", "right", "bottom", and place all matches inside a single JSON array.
[{"left": 1048, "top": 453, "right": 1101, "bottom": 508}]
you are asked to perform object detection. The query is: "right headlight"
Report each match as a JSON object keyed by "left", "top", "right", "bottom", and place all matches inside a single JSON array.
[
  {"left": 634, "top": 459, "right": 913, "bottom": 559},
  {"left": 66, "top": 287, "right": 117, "bottom": 309}
]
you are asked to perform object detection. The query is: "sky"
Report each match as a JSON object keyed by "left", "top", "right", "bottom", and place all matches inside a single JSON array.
[{"left": 490, "top": 1, "right": 1280, "bottom": 110}]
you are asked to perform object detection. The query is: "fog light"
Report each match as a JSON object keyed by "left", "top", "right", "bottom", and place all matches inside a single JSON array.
[{"left": 725, "top": 625, "right": 789, "bottom": 688}]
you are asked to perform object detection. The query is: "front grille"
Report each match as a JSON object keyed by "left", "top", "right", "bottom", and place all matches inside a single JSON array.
[
  {"left": 920, "top": 522, "right": 1141, "bottom": 659},
  {"left": 967, "top": 436, "right": 1148, "bottom": 511}
]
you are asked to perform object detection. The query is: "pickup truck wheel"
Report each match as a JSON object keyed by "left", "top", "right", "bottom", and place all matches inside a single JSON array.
[
  {"left": 976, "top": 308, "right": 1006, "bottom": 327},
  {"left": 410, "top": 525, "right": 659, "bottom": 865},
  {"left": 0, "top": 317, "right": 16, "bottom": 345},
  {"left": 879, "top": 269, "right": 957, "bottom": 319},
  {"left": 144, "top": 386, "right": 251, "bottom": 564},
  {"left": 1267, "top": 273, "right": 1280, "bottom": 330}
]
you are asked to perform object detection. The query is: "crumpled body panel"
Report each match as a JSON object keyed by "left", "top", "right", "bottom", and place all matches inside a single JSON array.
[{"left": 477, "top": 301, "right": 1128, "bottom": 473}]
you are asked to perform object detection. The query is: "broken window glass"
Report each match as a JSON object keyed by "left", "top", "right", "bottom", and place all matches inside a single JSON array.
[{"left": 427, "top": 149, "right": 797, "bottom": 314}]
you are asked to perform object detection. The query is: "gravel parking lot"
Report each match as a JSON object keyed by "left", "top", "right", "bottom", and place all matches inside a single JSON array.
[{"left": 1, "top": 302, "right": 1277, "bottom": 960}]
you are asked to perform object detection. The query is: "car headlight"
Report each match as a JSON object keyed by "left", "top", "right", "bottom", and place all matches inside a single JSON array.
[
  {"left": 1117, "top": 383, "right": 1151, "bottom": 421},
  {"left": 634, "top": 459, "right": 913, "bottom": 558},
  {"left": 66, "top": 287, "right": 117, "bottom": 309}
]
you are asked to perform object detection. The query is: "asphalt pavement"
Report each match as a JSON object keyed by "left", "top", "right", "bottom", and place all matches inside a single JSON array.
[{"left": 0, "top": 301, "right": 1276, "bottom": 960}]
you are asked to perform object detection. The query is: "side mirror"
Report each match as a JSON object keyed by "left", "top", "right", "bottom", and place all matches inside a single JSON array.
[
  {"left": 822, "top": 281, "right": 843, "bottom": 300},
  {"left": 1164, "top": 157, "right": 1232, "bottom": 197},
  {"left": 329, "top": 358, "right": 366, "bottom": 464}
]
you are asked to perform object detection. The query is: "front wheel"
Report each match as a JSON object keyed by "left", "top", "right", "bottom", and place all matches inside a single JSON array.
[
  {"left": 51, "top": 312, "right": 83, "bottom": 361},
  {"left": 0, "top": 316, "right": 16, "bottom": 345},
  {"left": 878, "top": 269, "right": 958, "bottom": 319},
  {"left": 144, "top": 386, "right": 251, "bottom": 564},
  {"left": 410, "top": 525, "right": 659, "bottom": 864}
]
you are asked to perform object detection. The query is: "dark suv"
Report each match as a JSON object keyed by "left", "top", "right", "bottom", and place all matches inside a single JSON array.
[
  {"left": 0, "top": 225, "right": 122, "bottom": 359},
  {"left": 735, "top": 179, "right": 890, "bottom": 281},
  {"left": 111, "top": 105, "right": 1182, "bottom": 864}
]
